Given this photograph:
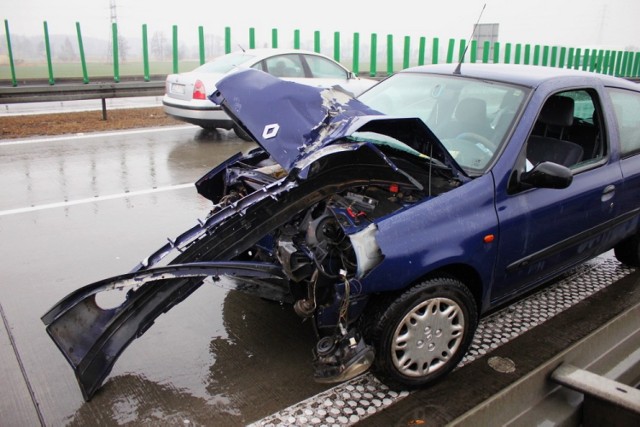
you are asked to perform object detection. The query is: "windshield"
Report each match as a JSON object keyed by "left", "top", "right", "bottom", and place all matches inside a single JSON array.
[
  {"left": 193, "top": 52, "right": 257, "bottom": 74},
  {"left": 358, "top": 72, "right": 528, "bottom": 172}
]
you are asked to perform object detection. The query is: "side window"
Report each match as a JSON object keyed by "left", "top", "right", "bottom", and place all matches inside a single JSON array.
[
  {"left": 608, "top": 88, "right": 640, "bottom": 157},
  {"left": 264, "top": 55, "right": 304, "bottom": 78},
  {"left": 527, "top": 89, "right": 606, "bottom": 170},
  {"left": 304, "top": 55, "right": 348, "bottom": 79}
]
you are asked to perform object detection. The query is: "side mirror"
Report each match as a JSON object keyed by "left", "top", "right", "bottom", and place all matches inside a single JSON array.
[
  {"left": 347, "top": 71, "right": 356, "bottom": 80},
  {"left": 520, "top": 161, "right": 573, "bottom": 189}
]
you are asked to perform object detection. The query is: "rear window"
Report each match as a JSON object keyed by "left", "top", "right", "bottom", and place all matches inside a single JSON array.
[{"left": 194, "top": 52, "right": 256, "bottom": 73}]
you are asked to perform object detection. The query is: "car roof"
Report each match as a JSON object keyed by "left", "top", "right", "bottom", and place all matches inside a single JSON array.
[
  {"left": 229, "top": 48, "right": 335, "bottom": 60},
  {"left": 401, "top": 63, "right": 640, "bottom": 90}
]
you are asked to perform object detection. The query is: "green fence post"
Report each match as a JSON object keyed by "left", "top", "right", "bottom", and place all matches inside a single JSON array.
[
  {"left": 272, "top": 28, "right": 278, "bottom": 48},
  {"left": 514, "top": 43, "right": 521, "bottom": 64},
  {"left": 595, "top": 49, "right": 604, "bottom": 73},
  {"left": 111, "top": 22, "right": 119, "bottom": 82},
  {"left": 602, "top": 51, "right": 610, "bottom": 75},
  {"left": 198, "top": 26, "right": 205, "bottom": 65},
  {"left": 589, "top": 49, "right": 598, "bottom": 72},
  {"left": 625, "top": 51, "right": 633, "bottom": 76},
  {"left": 143, "top": 24, "right": 150, "bottom": 80},
  {"left": 633, "top": 52, "right": 640, "bottom": 78},
  {"left": 559, "top": 47, "right": 566, "bottom": 68},
  {"left": 533, "top": 45, "right": 540, "bottom": 65},
  {"left": 418, "top": 36, "right": 426, "bottom": 66},
  {"left": 75, "top": 22, "right": 89, "bottom": 83},
  {"left": 225, "top": 27, "right": 231, "bottom": 54},
  {"left": 550, "top": 46, "right": 558, "bottom": 67},
  {"left": 249, "top": 28, "right": 256, "bottom": 49},
  {"left": 403, "top": 36, "right": 411, "bottom": 69},
  {"left": 482, "top": 41, "right": 490, "bottom": 63},
  {"left": 314, "top": 31, "right": 321, "bottom": 53},
  {"left": 352, "top": 32, "right": 360, "bottom": 74},
  {"left": 172, "top": 25, "right": 178, "bottom": 73},
  {"left": 370, "top": 33, "right": 377, "bottom": 77},
  {"left": 43, "top": 21, "right": 55, "bottom": 85},
  {"left": 581, "top": 49, "right": 590, "bottom": 71},
  {"left": 493, "top": 42, "right": 500, "bottom": 64},
  {"left": 294, "top": 29, "right": 300, "bottom": 49},
  {"left": 458, "top": 39, "right": 466, "bottom": 63},
  {"left": 387, "top": 34, "right": 393, "bottom": 75},
  {"left": 504, "top": 43, "right": 511, "bottom": 64},
  {"left": 446, "top": 38, "right": 455, "bottom": 63},
  {"left": 573, "top": 48, "right": 581, "bottom": 69},
  {"left": 542, "top": 45, "right": 549, "bottom": 66},
  {"left": 567, "top": 48, "right": 575, "bottom": 69},
  {"left": 470, "top": 40, "right": 477, "bottom": 63},
  {"left": 334, "top": 32, "right": 340, "bottom": 62},
  {"left": 616, "top": 51, "right": 624, "bottom": 76},
  {"left": 432, "top": 37, "right": 439, "bottom": 64},
  {"left": 524, "top": 44, "right": 531, "bottom": 65},
  {"left": 3, "top": 20, "right": 17, "bottom": 86}
]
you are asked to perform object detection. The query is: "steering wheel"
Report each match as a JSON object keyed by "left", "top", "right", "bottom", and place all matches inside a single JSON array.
[{"left": 456, "top": 132, "right": 498, "bottom": 151}]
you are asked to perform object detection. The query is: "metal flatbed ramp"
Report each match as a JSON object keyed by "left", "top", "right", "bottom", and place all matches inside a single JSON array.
[{"left": 250, "top": 255, "right": 639, "bottom": 426}]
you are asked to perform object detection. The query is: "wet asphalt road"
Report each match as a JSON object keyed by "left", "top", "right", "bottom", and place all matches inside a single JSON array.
[{"left": 0, "top": 126, "right": 332, "bottom": 426}]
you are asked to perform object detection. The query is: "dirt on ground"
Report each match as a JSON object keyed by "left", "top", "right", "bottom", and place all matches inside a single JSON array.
[{"left": 0, "top": 107, "right": 181, "bottom": 140}]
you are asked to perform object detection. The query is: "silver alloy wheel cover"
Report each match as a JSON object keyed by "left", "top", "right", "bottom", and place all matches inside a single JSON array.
[{"left": 392, "top": 297, "right": 465, "bottom": 377}]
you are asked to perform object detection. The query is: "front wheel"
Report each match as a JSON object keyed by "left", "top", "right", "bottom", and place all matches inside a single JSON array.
[
  {"left": 614, "top": 233, "right": 640, "bottom": 267},
  {"left": 364, "top": 277, "right": 478, "bottom": 389}
]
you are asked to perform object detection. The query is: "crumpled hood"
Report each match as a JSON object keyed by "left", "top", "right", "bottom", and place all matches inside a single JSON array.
[{"left": 210, "top": 68, "right": 465, "bottom": 178}]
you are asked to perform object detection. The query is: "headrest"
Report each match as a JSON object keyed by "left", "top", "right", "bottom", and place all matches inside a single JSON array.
[
  {"left": 539, "top": 96, "right": 574, "bottom": 127},
  {"left": 455, "top": 98, "right": 487, "bottom": 122}
]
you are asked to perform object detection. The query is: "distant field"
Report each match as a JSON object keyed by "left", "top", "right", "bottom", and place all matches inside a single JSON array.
[{"left": 1, "top": 60, "right": 202, "bottom": 81}]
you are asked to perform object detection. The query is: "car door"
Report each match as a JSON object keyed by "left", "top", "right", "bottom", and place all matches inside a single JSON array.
[{"left": 490, "top": 87, "right": 624, "bottom": 304}]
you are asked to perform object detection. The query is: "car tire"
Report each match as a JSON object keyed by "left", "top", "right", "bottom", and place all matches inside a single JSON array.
[
  {"left": 614, "top": 233, "right": 640, "bottom": 267},
  {"left": 233, "top": 125, "right": 253, "bottom": 141},
  {"left": 363, "top": 277, "right": 478, "bottom": 389}
]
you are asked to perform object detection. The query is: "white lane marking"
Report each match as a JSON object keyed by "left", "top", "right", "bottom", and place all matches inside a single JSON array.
[
  {"left": 0, "top": 183, "right": 194, "bottom": 217},
  {"left": 0, "top": 125, "right": 194, "bottom": 146}
]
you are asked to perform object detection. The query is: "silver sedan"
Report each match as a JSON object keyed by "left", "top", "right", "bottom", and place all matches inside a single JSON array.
[{"left": 163, "top": 48, "right": 378, "bottom": 139}]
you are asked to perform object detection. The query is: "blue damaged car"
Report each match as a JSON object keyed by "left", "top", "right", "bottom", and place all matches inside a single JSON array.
[{"left": 42, "top": 64, "right": 640, "bottom": 401}]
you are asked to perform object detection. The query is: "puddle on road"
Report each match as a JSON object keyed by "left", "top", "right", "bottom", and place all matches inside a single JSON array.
[{"left": 64, "top": 282, "right": 327, "bottom": 426}]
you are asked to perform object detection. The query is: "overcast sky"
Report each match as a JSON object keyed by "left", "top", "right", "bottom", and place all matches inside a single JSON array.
[{"left": 3, "top": 0, "right": 640, "bottom": 50}]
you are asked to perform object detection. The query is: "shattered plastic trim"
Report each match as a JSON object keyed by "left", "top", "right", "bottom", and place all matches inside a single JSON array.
[{"left": 249, "top": 255, "right": 634, "bottom": 427}]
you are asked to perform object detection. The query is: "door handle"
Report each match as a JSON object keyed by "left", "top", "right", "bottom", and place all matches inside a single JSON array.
[{"left": 601, "top": 185, "right": 615, "bottom": 203}]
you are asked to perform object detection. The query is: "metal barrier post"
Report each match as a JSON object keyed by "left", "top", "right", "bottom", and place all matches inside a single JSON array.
[
  {"left": 447, "top": 38, "right": 455, "bottom": 63},
  {"left": 4, "top": 20, "right": 17, "bottom": 86},
  {"left": 542, "top": 45, "right": 549, "bottom": 66},
  {"left": 249, "top": 27, "right": 256, "bottom": 49},
  {"left": 111, "top": 23, "right": 120, "bottom": 83},
  {"left": 272, "top": 28, "right": 278, "bottom": 48},
  {"left": 403, "top": 36, "right": 411, "bottom": 69},
  {"left": 504, "top": 43, "right": 511, "bottom": 64},
  {"left": 458, "top": 39, "right": 466, "bottom": 63},
  {"left": 352, "top": 32, "right": 360, "bottom": 74},
  {"left": 482, "top": 40, "right": 490, "bottom": 63},
  {"left": 386, "top": 34, "right": 393, "bottom": 75},
  {"left": 334, "top": 32, "right": 340, "bottom": 62},
  {"left": 198, "top": 26, "right": 205, "bottom": 65},
  {"left": 294, "top": 29, "right": 300, "bottom": 49},
  {"left": 314, "top": 31, "right": 320, "bottom": 53},
  {"left": 75, "top": 23, "right": 89, "bottom": 83},
  {"left": 418, "top": 36, "right": 426, "bottom": 66},
  {"left": 493, "top": 42, "right": 500, "bottom": 64},
  {"left": 514, "top": 43, "right": 521, "bottom": 64},
  {"left": 172, "top": 25, "right": 178, "bottom": 73},
  {"left": 470, "top": 40, "right": 477, "bottom": 63},
  {"left": 432, "top": 37, "right": 439, "bottom": 64},
  {"left": 370, "top": 33, "right": 377, "bottom": 76},
  {"left": 143, "top": 24, "right": 150, "bottom": 80},
  {"left": 225, "top": 27, "right": 231, "bottom": 54},
  {"left": 43, "top": 21, "right": 55, "bottom": 85}
]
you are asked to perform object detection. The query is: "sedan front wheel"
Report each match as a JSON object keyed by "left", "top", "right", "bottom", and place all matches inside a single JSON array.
[{"left": 365, "top": 277, "right": 478, "bottom": 388}]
